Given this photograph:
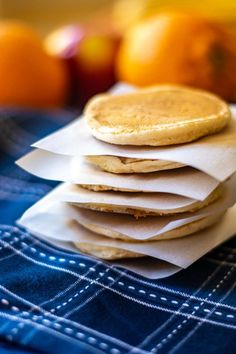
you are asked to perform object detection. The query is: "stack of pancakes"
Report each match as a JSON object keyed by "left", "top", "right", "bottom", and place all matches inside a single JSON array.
[{"left": 71, "top": 85, "right": 231, "bottom": 260}]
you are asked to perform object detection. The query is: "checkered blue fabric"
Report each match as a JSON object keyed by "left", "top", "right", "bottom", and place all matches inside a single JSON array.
[{"left": 0, "top": 108, "right": 235, "bottom": 354}]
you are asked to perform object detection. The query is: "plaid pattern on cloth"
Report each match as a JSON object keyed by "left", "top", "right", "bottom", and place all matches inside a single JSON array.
[{"left": 0, "top": 108, "right": 235, "bottom": 354}]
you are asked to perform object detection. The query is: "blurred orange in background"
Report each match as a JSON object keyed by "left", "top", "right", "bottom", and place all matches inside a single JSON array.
[
  {"left": 1, "top": 0, "right": 236, "bottom": 107},
  {"left": 116, "top": 12, "right": 236, "bottom": 101},
  {"left": 0, "top": 21, "right": 69, "bottom": 108}
]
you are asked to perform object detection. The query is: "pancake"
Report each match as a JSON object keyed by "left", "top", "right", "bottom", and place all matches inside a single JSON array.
[
  {"left": 85, "top": 155, "right": 185, "bottom": 174},
  {"left": 74, "top": 243, "right": 143, "bottom": 260},
  {"left": 84, "top": 85, "right": 230, "bottom": 146},
  {"left": 71, "top": 184, "right": 223, "bottom": 218},
  {"left": 75, "top": 211, "right": 225, "bottom": 242},
  {"left": 81, "top": 184, "right": 136, "bottom": 192},
  {"left": 74, "top": 212, "right": 224, "bottom": 259}
]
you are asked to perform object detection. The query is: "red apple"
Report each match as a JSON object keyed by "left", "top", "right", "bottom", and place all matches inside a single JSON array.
[{"left": 44, "top": 25, "right": 120, "bottom": 106}]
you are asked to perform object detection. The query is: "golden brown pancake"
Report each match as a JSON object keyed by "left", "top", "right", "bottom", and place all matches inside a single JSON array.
[
  {"left": 74, "top": 211, "right": 224, "bottom": 259},
  {"left": 85, "top": 155, "right": 185, "bottom": 174},
  {"left": 72, "top": 184, "right": 223, "bottom": 218},
  {"left": 76, "top": 211, "right": 225, "bottom": 242},
  {"left": 84, "top": 85, "right": 230, "bottom": 146},
  {"left": 74, "top": 243, "right": 143, "bottom": 260}
]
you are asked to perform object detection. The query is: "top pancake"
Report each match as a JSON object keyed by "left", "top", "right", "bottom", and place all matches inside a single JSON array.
[{"left": 84, "top": 85, "right": 231, "bottom": 146}]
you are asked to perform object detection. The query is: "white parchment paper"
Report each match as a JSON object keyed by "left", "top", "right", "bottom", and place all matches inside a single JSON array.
[
  {"left": 53, "top": 183, "right": 210, "bottom": 214},
  {"left": 20, "top": 173, "right": 236, "bottom": 241},
  {"left": 17, "top": 149, "right": 220, "bottom": 201},
  {"left": 32, "top": 83, "right": 236, "bottom": 182},
  {"left": 18, "top": 195, "right": 236, "bottom": 278}
]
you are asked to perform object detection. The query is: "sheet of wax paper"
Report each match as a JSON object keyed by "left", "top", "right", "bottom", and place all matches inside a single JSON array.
[
  {"left": 53, "top": 183, "right": 216, "bottom": 214},
  {"left": 32, "top": 83, "right": 236, "bottom": 182},
  {"left": 19, "top": 173, "right": 236, "bottom": 241},
  {"left": 18, "top": 188, "right": 236, "bottom": 278},
  {"left": 17, "top": 149, "right": 220, "bottom": 201}
]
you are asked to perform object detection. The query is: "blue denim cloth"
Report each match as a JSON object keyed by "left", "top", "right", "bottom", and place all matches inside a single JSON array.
[{"left": 0, "top": 108, "right": 235, "bottom": 354}]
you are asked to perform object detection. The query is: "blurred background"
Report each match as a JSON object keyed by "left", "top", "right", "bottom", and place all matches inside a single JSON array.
[
  {"left": 0, "top": 0, "right": 236, "bottom": 110},
  {"left": 2, "top": 0, "right": 236, "bottom": 34},
  {"left": 1, "top": 0, "right": 113, "bottom": 34}
]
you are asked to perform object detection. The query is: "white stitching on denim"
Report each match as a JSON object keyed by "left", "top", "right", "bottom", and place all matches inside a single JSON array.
[
  {"left": 0, "top": 250, "right": 236, "bottom": 328},
  {"left": 4, "top": 248, "right": 131, "bottom": 353},
  {"left": 0, "top": 249, "right": 234, "bottom": 354},
  {"left": 45, "top": 270, "right": 124, "bottom": 353},
  {"left": 34, "top": 249, "right": 236, "bottom": 312},
  {"left": 63, "top": 268, "right": 125, "bottom": 321},
  {"left": 206, "top": 258, "right": 236, "bottom": 268},
  {"left": 134, "top": 251, "right": 235, "bottom": 353},
  {"left": 112, "top": 266, "right": 236, "bottom": 311},
  {"left": 1, "top": 299, "right": 9, "bottom": 305},
  {"left": 168, "top": 278, "right": 236, "bottom": 354},
  {"left": 1, "top": 235, "right": 236, "bottom": 327},
  {"left": 14, "top": 227, "right": 236, "bottom": 313},
  {"left": 150, "top": 257, "right": 236, "bottom": 353},
  {"left": 0, "top": 311, "right": 105, "bottom": 353},
  {"left": 50, "top": 266, "right": 104, "bottom": 314},
  {"left": 0, "top": 286, "right": 136, "bottom": 354},
  {"left": 2, "top": 228, "right": 236, "bottom": 321},
  {"left": 9, "top": 263, "right": 102, "bottom": 344}
]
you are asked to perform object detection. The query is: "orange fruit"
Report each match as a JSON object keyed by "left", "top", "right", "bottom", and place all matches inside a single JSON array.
[
  {"left": 0, "top": 21, "right": 69, "bottom": 108},
  {"left": 116, "top": 13, "right": 236, "bottom": 101}
]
